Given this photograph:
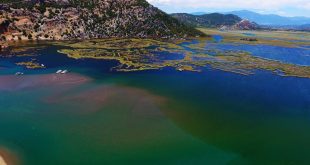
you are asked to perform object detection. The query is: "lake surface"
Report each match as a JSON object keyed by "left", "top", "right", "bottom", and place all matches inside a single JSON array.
[
  {"left": 0, "top": 39, "right": 310, "bottom": 165},
  {"left": 207, "top": 43, "right": 310, "bottom": 66},
  {"left": 209, "top": 35, "right": 310, "bottom": 66}
]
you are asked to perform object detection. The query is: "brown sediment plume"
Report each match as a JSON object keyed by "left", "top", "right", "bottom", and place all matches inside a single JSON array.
[
  {"left": 0, "top": 148, "right": 18, "bottom": 165},
  {"left": 0, "top": 73, "right": 91, "bottom": 91},
  {"left": 44, "top": 85, "right": 166, "bottom": 116}
]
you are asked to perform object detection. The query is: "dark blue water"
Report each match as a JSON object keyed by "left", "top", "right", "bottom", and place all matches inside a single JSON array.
[
  {"left": 207, "top": 43, "right": 310, "bottom": 66},
  {"left": 1, "top": 43, "right": 310, "bottom": 165},
  {"left": 301, "top": 45, "right": 310, "bottom": 49},
  {"left": 212, "top": 35, "right": 223, "bottom": 43}
]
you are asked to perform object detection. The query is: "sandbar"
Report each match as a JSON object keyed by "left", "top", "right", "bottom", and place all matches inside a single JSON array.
[{"left": 0, "top": 148, "right": 18, "bottom": 165}]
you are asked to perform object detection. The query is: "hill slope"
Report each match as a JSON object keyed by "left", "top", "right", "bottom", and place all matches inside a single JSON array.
[
  {"left": 0, "top": 0, "right": 204, "bottom": 41},
  {"left": 171, "top": 13, "right": 241, "bottom": 28},
  {"left": 171, "top": 13, "right": 259, "bottom": 30}
]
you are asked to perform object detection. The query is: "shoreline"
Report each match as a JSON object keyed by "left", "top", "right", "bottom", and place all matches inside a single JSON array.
[
  {"left": 0, "top": 36, "right": 198, "bottom": 47},
  {"left": 0, "top": 148, "right": 17, "bottom": 165},
  {"left": 0, "top": 155, "right": 7, "bottom": 165}
]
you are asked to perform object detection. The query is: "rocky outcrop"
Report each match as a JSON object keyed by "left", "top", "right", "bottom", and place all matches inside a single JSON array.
[
  {"left": 232, "top": 20, "right": 259, "bottom": 30},
  {"left": 219, "top": 20, "right": 259, "bottom": 31},
  {"left": 0, "top": 0, "right": 204, "bottom": 41}
]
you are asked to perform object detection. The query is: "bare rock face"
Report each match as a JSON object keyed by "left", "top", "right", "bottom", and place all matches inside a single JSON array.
[
  {"left": 232, "top": 19, "right": 259, "bottom": 30},
  {"left": 0, "top": 0, "right": 204, "bottom": 41}
]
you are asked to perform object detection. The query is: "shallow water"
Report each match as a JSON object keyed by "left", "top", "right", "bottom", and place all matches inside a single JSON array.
[
  {"left": 0, "top": 41, "right": 310, "bottom": 165},
  {"left": 212, "top": 35, "right": 223, "bottom": 43},
  {"left": 242, "top": 33, "right": 256, "bottom": 37}
]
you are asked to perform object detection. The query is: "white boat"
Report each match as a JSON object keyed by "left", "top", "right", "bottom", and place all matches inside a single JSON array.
[
  {"left": 61, "top": 70, "right": 68, "bottom": 74},
  {"left": 56, "top": 70, "right": 62, "bottom": 74},
  {"left": 15, "top": 72, "right": 24, "bottom": 76}
]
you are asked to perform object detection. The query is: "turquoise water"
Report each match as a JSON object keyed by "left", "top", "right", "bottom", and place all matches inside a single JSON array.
[{"left": 0, "top": 43, "right": 310, "bottom": 165}]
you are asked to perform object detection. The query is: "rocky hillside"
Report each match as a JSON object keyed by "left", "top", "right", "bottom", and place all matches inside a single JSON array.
[
  {"left": 171, "top": 13, "right": 259, "bottom": 30},
  {"left": 0, "top": 0, "right": 204, "bottom": 41}
]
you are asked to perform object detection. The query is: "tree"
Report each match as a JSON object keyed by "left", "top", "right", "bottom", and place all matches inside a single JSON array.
[{"left": 28, "top": 34, "right": 33, "bottom": 40}]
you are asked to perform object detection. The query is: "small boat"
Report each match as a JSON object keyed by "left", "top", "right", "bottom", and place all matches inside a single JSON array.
[
  {"left": 61, "top": 70, "right": 68, "bottom": 74},
  {"left": 41, "top": 64, "right": 45, "bottom": 67},
  {"left": 15, "top": 72, "right": 24, "bottom": 76},
  {"left": 56, "top": 70, "right": 62, "bottom": 74},
  {"left": 177, "top": 68, "right": 184, "bottom": 72}
]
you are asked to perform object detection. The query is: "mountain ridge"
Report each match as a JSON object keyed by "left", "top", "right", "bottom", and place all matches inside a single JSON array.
[
  {"left": 171, "top": 13, "right": 242, "bottom": 28},
  {"left": 171, "top": 13, "right": 259, "bottom": 30},
  {"left": 190, "top": 10, "right": 310, "bottom": 26},
  {"left": 225, "top": 10, "right": 310, "bottom": 26}
]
